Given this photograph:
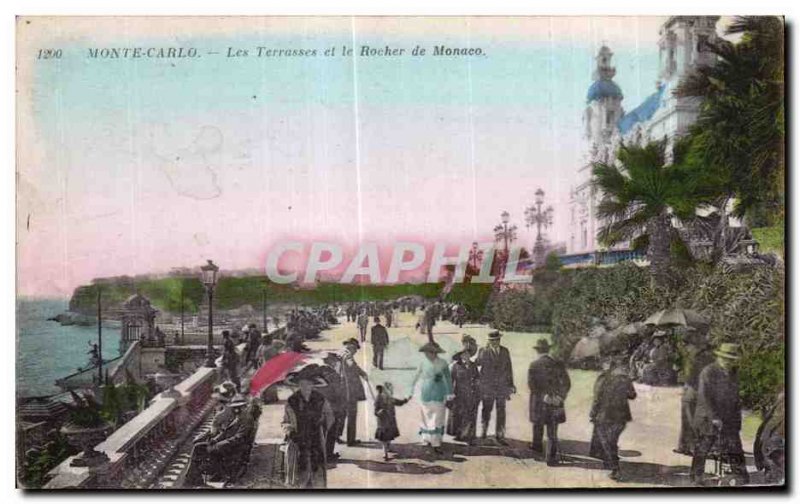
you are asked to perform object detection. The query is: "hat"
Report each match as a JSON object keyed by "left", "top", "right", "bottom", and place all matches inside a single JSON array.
[
  {"left": 373, "top": 316, "right": 381, "bottom": 323},
  {"left": 213, "top": 381, "right": 237, "bottom": 402},
  {"left": 534, "top": 338, "right": 551, "bottom": 352},
  {"left": 461, "top": 334, "right": 476, "bottom": 344},
  {"left": 714, "top": 342, "right": 741, "bottom": 361},
  {"left": 228, "top": 393, "right": 249, "bottom": 408},
  {"left": 322, "top": 352, "right": 341, "bottom": 363},
  {"left": 452, "top": 350, "right": 471, "bottom": 362},
  {"left": 343, "top": 338, "right": 361, "bottom": 350},
  {"left": 488, "top": 331, "right": 502, "bottom": 341},
  {"left": 284, "top": 364, "right": 330, "bottom": 387},
  {"left": 419, "top": 342, "right": 445, "bottom": 354}
]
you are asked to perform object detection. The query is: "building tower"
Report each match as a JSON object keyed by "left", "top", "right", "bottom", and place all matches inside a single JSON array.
[
  {"left": 569, "top": 45, "right": 624, "bottom": 254},
  {"left": 584, "top": 45, "right": 624, "bottom": 159}
]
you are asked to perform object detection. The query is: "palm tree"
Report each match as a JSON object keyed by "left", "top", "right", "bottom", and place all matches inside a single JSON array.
[
  {"left": 592, "top": 139, "right": 697, "bottom": 281},
  {"left": 677, "top": 16, "right": 784, "bottom": 226}
]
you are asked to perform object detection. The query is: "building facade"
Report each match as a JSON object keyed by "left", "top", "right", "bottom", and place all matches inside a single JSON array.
[{"left": 567, "top": 16, "right": 720, "bottom": 255}]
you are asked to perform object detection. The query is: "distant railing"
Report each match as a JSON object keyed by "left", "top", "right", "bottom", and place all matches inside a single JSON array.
[{"left": 558, "top": 248, "right": 647, "bottom": 268}]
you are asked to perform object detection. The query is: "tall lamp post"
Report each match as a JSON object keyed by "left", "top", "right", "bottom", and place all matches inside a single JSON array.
[
  {"left": 468, "top": 241, "right": 484, "bottom": 272},
  {"left": 493, "top": 211, "right": 518, "bottom": 280},
  {"left": 97, "top": 287, "right": 103, "bottom": 384},
  {"left": 525, "top": 188, "right": 554, "bottom": 266},
  {"left": 262, "top": 283, "right": 268, "bottom": 332},
  {"left": 201, "top": 260, "right": 219, "bottom": 367},
  {"left": 494, "top": 211, "right": 518, "bottom": 253}
]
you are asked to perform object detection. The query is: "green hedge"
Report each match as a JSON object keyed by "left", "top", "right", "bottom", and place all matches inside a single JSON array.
[{"left": 752, "top": 220, "right": 785, "bottom": 257}]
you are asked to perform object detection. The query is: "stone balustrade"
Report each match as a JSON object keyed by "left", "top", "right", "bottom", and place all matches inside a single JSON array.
[
  {"left": 44, "top": 366, "right": 218, "bottom": 489},
  {"left": 44, "top": 323, "right": 288, "bottom": 489}
]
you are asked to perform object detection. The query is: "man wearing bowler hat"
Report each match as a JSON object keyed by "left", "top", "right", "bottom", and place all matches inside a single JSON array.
[
  {"left": 476, "top": 330, "right": 515, "bottom": 444},
  {"left": 528, "top": 338, "right": 571, "bottom": 465}
]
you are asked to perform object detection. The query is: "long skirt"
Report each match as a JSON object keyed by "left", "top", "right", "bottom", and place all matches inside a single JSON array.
[
  {"left": 419, "top": 401, "right": 447, "bottom": 447},
  {"left": 283, "top": 440, "right": 327, "bottom": 489},
  {"left": 676, "top": 386, "right": 698, "bottom": 455}
]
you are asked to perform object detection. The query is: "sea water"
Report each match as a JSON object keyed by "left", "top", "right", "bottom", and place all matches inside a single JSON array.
[{"left": 16, "top": 299, "right": 121, "bottom": 398}]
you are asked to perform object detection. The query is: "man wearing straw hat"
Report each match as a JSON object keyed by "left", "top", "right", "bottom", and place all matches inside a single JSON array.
[
  {"left": 690, "top": 342, "right": 750, "bottom": 485},
  {"left": 184, "top": 389, "right": 251, "bottom": 486}
]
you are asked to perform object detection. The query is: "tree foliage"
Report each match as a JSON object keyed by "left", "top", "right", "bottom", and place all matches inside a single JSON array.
[
  {"left": 677, "top": 16, "right": 784, "bottom": 223},
  {"left": 592, "top": 139, "right": 698, "bottom": 278}
]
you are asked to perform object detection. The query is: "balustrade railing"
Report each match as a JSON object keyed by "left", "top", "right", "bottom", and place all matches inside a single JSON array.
[{"left": 44, "top": 323, "right": 287, "bottom": 489}]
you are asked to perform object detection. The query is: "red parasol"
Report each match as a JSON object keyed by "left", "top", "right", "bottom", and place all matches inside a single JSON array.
[{"left": 249, "top": 351, "right": 307, "bottom": 397}]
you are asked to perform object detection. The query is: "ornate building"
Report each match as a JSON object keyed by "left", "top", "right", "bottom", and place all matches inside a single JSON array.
[
  {"left": 567, "top": 16, "right": 720, "bottom": 256},
  {"left": 120, "top": 293, "right": 158, "bottom": 348}
]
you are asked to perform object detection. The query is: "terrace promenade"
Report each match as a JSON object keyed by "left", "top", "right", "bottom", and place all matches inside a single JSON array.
[{"left": 234, "top": 313, "right": 762, "bottom": 489}]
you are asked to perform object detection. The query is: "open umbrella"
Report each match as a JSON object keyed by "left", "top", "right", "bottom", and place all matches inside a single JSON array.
[
  {"left": 644, "top": 308, "right": 709, "bottom": 328},
  {"left": 249, "top": 351, "right": 307, "bottom": 397},
  {"left": 570, "top": 336, "right": 601, "bottom": 362}
]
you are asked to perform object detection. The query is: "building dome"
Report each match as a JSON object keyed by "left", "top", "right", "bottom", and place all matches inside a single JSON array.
[{"left": 587, "top": 80, "right": 623, "bottom": 102}]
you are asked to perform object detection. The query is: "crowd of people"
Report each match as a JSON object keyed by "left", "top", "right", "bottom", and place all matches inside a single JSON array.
[{"left": 185, "top": 300, "right": 784, "bottom": 489}]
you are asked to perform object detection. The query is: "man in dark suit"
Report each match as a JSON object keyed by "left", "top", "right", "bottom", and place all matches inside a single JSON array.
[
  {"left": 690, "top": 342, "right": 749, "bottom": 486},
  {"left": 528, "top": 338, "right": 571, "bottom": 465},
  {"left": 357, "top": 312, "right": 369, "bottom": 342},
  {"left": 370, "top": 316, "right": 389, "bottom": 370},
  {"left": 476, "top": 331, "right": 515, "bottom": 444},
  {"left": 340, "top": 338, "right": 368, "bottom": 446},
  {"left": 590, "top": 355, "right": 637, "bottom": 481}
]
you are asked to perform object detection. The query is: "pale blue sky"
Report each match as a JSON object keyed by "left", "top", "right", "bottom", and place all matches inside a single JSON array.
[{"left": 18, "top": 16, "right": 723, "bottom": 295}]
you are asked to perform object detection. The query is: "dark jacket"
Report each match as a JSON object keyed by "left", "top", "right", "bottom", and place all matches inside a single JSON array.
[
  {"left": 591, "top": 368, "right": 637, "bottom": 425},
  {"left": 341, "top": 355, "right": 367, "bottom": 402},
  {"left": 528, "top": 355, "right": 571, "bottom": 424},
  {"left": 374, "top": 393, "right": 409, "bottom": 441},
  {"left": 678, "top": 344, "right": 714, "bottom": 389},
  {"left": 754, "top": 393, "right": 785, "bottom": 471},
  {"left": 285, "top": 390, "right": 330, "bottom": 463},
  {"left": 476, "top": 345, "right": 514, "bottom": 397},
  {"left": 370, "top": 324, "right": 389, "bottom": 347},
  {"left": 693, "top": 362, "right": 742, "bottom": 437}
]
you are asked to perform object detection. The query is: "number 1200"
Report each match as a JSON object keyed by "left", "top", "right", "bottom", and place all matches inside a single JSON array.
[{"left": 37, "top": 49, "right": 62, "bottom": 59}]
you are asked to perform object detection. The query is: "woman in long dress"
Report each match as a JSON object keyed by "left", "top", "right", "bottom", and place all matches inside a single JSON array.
[
  {"left": 447, "top": 347, "right": 480, "bottom": 444},
  {"left": 281, "top": 366, "right": 335, "bottom": 488},
  {"left": 409, "top": 342, "right": 453, "bottom": 455}
]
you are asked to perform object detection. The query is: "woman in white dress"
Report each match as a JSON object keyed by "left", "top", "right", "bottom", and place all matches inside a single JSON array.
[{"left": 409, "top": 342, "right": 453, "bottom": 455}]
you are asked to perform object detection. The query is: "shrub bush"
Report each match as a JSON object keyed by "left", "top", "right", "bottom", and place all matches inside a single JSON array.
[{"left": 546, "top": 262, "right": 784, "bottom": 410}]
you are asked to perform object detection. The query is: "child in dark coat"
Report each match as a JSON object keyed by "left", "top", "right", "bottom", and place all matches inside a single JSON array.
[{"left": 374, "top": 382, "right": 410, "bottom": 460}]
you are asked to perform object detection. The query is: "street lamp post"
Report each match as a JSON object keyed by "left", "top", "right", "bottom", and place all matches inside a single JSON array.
[
  {"left": 494, "top": 211, "right": 518, "bottom": 253},
  {"left": 97, "top": 287, "right": 103, "bottom": 384},
  {"left": 262, "top": 284, "right": 268, "bottom": 332},
  {"left": 493, "top": 211, "right": 518, "bottom": 281},
  {"left": 525, "top": 188, "right": 554, "bottom": 266},
  {"left": 200, "top": 260, "right": 219, "bottom": 367},
  {"left": 468, "top": 241, "right": 484, "bottom": 272}
]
